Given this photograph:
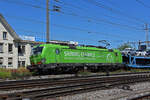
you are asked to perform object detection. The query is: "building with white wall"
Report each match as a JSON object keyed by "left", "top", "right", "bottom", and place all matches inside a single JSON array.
[{"left": 0, "top": 14, "right": 43, "bottom": 69}]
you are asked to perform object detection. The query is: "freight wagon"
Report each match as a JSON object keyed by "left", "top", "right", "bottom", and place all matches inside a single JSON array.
[{"left": 27, "top": 43, "right": 123, "bottom": 74}]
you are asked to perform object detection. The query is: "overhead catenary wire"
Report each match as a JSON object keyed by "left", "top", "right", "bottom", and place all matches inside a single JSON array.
[
  {"left": 136, "top": 0, "right": 150, "bottom": 9},
  {"left": 0, "top": 0, "right": 46, "bottom": 10},
  {"left": 100, "top": 0, "right": 121, "bottom": 8},
  {"left": 58, "top": 0, "right": 143, "bottom": 26},
  {"left": 16, "top": 29, "right": 46, "bottom": 42},
  {"left": 83, "top": 0, "right": 147, "bottom": 23},
  {"left": 5, "top": 11, "right": 143, "bottom": 32},
  {"left": 52, "top": 0, "right": 145, "bottom": 31},
  {"left": 34, "top": 0, "right": 45, "bottom": 4},
  {"left": 5, "top": 15, "right": 45, "bottom": 24},
  {"left": 2, "top": 0, "right": 144, "bottom": 29},
  {"left": 16, "top": 27, "right": 125, "bottom": 45},
  {"left": 0, "top": 0, "right": 54, "bottom": 11},
  {"left": 0, "top": 0, "right": 143, "bottom": 43},
  {"left": 17, "top": 24, "right": 138, "bottom": 41},
  {"left": 1, "top": 0, "right": 143, "bottom": 31},
  {"left": 52, "top": 0, "right": 143, "bottom": 31},
  {"left": 53, "top": 24, "right": 138, "bottom": 40},
  {"left": 59, "top": 11, "right": 143, "bottom": 31},
  {"left": 4, "top": 14, "right": 137, "bottom": 41}
]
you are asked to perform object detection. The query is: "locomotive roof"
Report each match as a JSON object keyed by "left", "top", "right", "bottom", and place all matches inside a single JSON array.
[{"left": 37, "top": 43, "right": 119, "bottom": 52}]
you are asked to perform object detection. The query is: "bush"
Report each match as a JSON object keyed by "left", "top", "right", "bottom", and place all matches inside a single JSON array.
[
  {"left": 0, "top": 68, "right": 11, "bottom": 79},
  {"left": 0, "top": 71, "right": 11, "bottom": 79},
  {"left": 0, "top": 67, "right": 32, "bottom": 80},
  {"left": 11, "top": 67, "right": 32, "bottom": 79}
]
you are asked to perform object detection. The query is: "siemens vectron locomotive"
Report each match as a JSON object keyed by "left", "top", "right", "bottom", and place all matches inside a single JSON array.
[{"left": 27, "top": 42, "right": 123, "bottom": 74}]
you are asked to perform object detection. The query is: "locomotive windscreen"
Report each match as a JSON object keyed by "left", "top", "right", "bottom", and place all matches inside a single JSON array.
[{"left": 31, "top": 46, "right": 43, "bottom": 55}]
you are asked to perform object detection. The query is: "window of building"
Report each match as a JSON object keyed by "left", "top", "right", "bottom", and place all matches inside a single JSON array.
[
  {"left": 8, "top": 57, "right": 13, "bottom": 67},
  {"left": 8, "top": 44, "right": 13, "bottom": 53},
  {"left": 30, "top": 45, "right": 34, "bottom": 55},
  {"left": 22, "top": 61, "right": 25, "bottom": 67},
  {"left": 0, "top": 62, "right": 2, "bottom": 67},
  {"left": 22, "top": 46, "right": 25, "bottom": 54},
  {"left": 18, "top": 61, "right": 21, "bottom": 67},
  {"left": 18, "top": 45, "right": 25, "bottom": 56},
  {"left": 18, "top": 45, "right": 21, "bottom": 53},
  {"left": 3, "top": 32, "right": 7, "bottom": 40},
  {"left": 18, "top": 61, "right": 25, "bottom": 67},
  {"left": 0, "top": 43, "right": 3, "bottom": 53},
  {"left": 0, "top": 57, "right": 3, "bottom": 67}
]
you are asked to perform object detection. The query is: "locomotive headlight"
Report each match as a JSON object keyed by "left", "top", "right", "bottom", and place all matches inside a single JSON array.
[{"left": 41, "top": 58, "right": 46, "bottom": 63}]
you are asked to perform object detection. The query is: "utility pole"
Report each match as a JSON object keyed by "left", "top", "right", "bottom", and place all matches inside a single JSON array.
[
  {"left": 145, "top": 23, "right": 149, "bottom": 49},
  {"left": 46, "top": 0, "right": 50, "bottom": 43}
]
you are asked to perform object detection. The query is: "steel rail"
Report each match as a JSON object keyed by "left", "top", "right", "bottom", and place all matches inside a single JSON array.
[
  {"left": 1, "top": 71, "right": 150, "bottom": 84},
  {"left": 0, "top": 73, "right": 150, "bottom": 100},
  {"left": 0, "top": 72, "right": 149, "bottom": 91},
  {"left": 128, "top": 94, "right": 150, "bottom": 100}
]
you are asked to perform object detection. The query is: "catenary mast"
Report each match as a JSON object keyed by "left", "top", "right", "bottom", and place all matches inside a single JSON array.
[{"left": 46, "top": 0, "right": 50, "bottom": 43}]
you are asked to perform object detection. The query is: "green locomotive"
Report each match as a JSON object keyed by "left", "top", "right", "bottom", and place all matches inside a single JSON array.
[{"left": 27, "top": 42, "right": 123, "bottom": 74}]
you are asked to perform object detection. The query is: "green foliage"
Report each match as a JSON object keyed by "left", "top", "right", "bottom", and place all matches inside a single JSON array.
[
  {"left": 0, "top": 67, "right": 32, "bottom": 80},
  {"left": 117, "top": 43, "right": 132, "bottom": 51},
  {"left": 129, "top": 68, "right": 150, "bottom": 72},
  {"left": 0, "top": 71, "right": 11, "bottom": 79},
  {"left": 77, "top": 70, "right": 91, "bottom": 76},
  {"left": 0, "top": 68, "right": 11, "bottom": 79},
  {"left": 11, "top": 67, "right": 32, "bottom": 79},
  {"left": 111, "top": 69, "right": 150, "bottom": 74}
]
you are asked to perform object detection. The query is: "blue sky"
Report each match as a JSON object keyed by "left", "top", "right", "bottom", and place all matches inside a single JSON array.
[{"left": 0, "top": 0, "right": 150, "bottom": 48}]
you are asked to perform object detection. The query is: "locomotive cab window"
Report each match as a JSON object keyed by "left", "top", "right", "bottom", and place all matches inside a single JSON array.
[
  {"left": 32, "top": 46, "right": 43, "bottom": 55},
  {"left": 115, "top": 53, "right": 118, "bottom": 56}
]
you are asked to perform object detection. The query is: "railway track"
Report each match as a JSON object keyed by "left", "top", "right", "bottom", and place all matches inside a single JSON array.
[
  {"left": 129, "top": 94, "right": 150, "bottom": 100},
  {"left": 0, "top": 72, "right": 150, "bottom": 91},
  {"left": 0, "top": 72, "right": 150, "bottom": 100}
]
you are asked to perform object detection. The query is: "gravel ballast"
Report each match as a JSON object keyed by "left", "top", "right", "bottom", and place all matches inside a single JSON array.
[{"left": 52, "top": 82, "right": 150, "bottom": 100}]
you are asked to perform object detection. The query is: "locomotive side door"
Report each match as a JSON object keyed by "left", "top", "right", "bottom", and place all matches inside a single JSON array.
[
  {"left": 55, "top": 48, "right": 61, "bottom": 63},
  {"left": 114, "top": 52, "right": 120, "bottom": 63}
]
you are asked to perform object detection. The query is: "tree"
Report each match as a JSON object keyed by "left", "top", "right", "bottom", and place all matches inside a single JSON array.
[{"left": 117, "top": 43, "right": 132, "bottom": 51}]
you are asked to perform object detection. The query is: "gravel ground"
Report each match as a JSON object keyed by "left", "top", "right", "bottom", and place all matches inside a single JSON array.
[
  {"left": 28, "top": 74, "right": 75, "bottom": 80},
  {"left": 0, "top": 71, "right": 147, "bottom": 82},
  {"left": 47, "top": 82, "right": 150, "bottom": 100},
  {"left": 0, "top": 74, "right": 76, "bottom": 82},
  {"left": 1, "top": 74, "right": 150, "bottom": 100},
  {"left": 1, "top": 79, "right": 150, "bottom": 100},
  {"left": 0, "top": 73, "right": 103, "bottom": 82}
]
